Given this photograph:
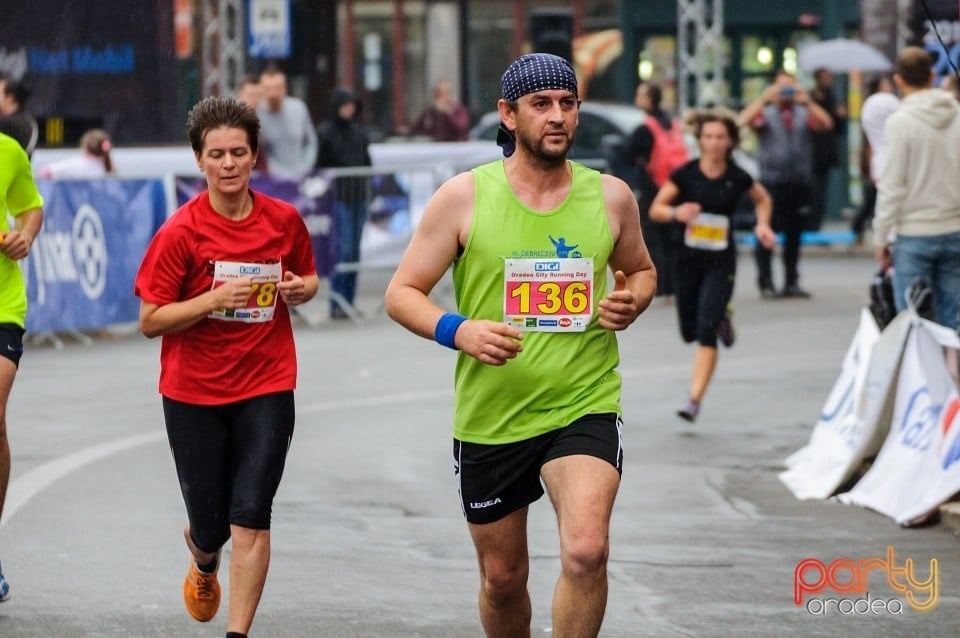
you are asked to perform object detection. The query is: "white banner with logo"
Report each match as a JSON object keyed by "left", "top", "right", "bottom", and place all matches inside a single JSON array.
[
  {"left": 780, "top": 309, "right": 891, "bottom": 499},
  {"left": 836, "top": 317, "right": 960, "bottom": 524}
]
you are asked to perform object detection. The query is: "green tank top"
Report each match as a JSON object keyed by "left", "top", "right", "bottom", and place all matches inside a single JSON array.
[{"left": 453, "top": 160, "right": 621, "bottom": 444}]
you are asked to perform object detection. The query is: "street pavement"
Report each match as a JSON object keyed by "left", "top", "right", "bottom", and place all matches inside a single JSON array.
[{"left": 1, "top": 247, "right": 958, "bottom": 637}]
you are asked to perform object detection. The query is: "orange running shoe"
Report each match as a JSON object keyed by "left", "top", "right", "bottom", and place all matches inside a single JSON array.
[{"left": 182, "top": 558, "right": 221, "bottom": 622}]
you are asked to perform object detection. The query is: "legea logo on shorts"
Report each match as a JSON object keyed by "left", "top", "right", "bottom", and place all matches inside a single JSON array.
[
  {"left": 469, "top": 498, "right": 502, "bottom": 509},
  {"left": 794, "top": 546, "right": 938, "bottom": 615}
]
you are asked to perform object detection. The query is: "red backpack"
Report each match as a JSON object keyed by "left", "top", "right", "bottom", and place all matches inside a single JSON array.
[{"left": 644, "top": 115, "right": 689, "bottom": 187}]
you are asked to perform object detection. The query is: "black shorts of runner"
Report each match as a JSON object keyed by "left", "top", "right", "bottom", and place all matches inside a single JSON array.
[
  {"left": 454, "top": 412, "right": 623, "bottom": 525},
  {"left": 674, "top": 249, "right": 736, "bottom": 348},
  {"left": 0, "top": 324, "right": 25, "bottom": 368},
  {"left": 163, "top": 391, "right": 295, "bottom": 554}
]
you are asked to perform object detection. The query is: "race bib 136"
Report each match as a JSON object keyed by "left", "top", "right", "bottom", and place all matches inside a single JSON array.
[{"left": 503, "top": 257, "right": 593, "bottom": 332}]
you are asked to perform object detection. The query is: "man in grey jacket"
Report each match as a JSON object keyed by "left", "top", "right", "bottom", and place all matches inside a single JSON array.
[
  {"left": 257, "top": 67, "right": 318, "bottom": 179},
  {"left": 738, "top": 70, "right": 833, "bottom": 299},
  {"left": 874, "top": 47, "right": 960, "bottom": 329}
]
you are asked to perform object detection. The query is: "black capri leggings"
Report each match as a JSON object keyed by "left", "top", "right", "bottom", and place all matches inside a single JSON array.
[
  {"left": 163, "top": 391, "right": 295, "bottom": 554},
  {"left": 673, "top": 249, "right": 736, "bottom": 348}
]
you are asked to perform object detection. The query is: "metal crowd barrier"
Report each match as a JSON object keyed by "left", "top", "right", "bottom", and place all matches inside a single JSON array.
[{"left": 319, "top": 164, "right": 445, "bottom": 322}]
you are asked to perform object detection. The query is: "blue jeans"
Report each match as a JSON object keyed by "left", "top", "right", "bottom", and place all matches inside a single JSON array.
[
  {"left": 331, "top": 199, "right": 368, "bottom": 307},
  {"left": 893, "top": 232, "right": 960, "bottom": 330}
]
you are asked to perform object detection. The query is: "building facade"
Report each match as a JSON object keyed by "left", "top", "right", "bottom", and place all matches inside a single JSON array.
[{"left": 3, "top": 1, "right": 958, "bottom": 146}]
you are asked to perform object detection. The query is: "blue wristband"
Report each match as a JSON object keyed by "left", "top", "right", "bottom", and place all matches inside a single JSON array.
[{"left": 434, "top": 313, "right": 467, "bottom": 350}]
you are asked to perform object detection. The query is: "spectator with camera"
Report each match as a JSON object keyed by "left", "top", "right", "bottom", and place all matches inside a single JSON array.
[{"left": 738, "top": 70, "right": 833, "bottom": 299}]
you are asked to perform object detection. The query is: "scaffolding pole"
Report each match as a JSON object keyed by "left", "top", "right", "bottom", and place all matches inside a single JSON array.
[
  {"left": 677, "top": 0, "right": 724, "bottom": 109},
  {"left": 202, "top": 0, "right": 246, "bottom": 97}
]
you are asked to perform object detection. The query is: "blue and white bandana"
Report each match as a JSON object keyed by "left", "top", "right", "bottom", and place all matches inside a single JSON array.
[
  {"left": 496, "top": 53, "right": 579, "bottom": 157},
  {"left": 500, "top": 53, "right": 578, "bottom": 103}
]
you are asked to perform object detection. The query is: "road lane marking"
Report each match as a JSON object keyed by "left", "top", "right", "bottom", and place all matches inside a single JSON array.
[
  {"left": 2, "top": 348, "right": 845, "bottom": 527},
  {"left": 1, "top": 432, "right": 166, "bottom": 528}
]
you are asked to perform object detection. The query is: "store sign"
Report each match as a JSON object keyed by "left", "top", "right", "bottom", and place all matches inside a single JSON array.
[
  {"left": 1, "top": 2, "right": 179, "bottom": 142},
  {"left": 248, "top": 0, "right": 291, "bottom": 58}
]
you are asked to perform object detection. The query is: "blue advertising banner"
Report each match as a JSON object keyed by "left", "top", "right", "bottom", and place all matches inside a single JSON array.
[
  {"left": 25, "top": 179, "right": 167, "bottom": 333},
  {"left": 175, "top": 173, "right": 336, "bottom": 277}
]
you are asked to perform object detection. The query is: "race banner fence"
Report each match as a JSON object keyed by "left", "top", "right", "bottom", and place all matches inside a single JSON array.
[
  {"left": 836, "top": 317, "right": 960, "bottom": 525},
  {"left": 784, "top": 305, "right": 960, "bottom": 526},
  {"left": 25, "top": 178, "right": 167, "bottom": 333},
  {"left": 779, "top": 308, "right": 885, "bottom": 499}
]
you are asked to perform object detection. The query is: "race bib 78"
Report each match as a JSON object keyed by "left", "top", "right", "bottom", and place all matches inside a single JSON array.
[{"left": 209, "top": 260, "right": 282, "bottom": 323}]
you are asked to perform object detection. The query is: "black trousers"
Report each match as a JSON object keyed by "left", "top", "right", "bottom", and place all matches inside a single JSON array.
[
  {"left": 754, "top": 182, "right": 810, "bottom": 290},
  {"left": 850, "top": 182, "right": 877, "bottom": 237},
  {"left": 807, "top": 166, "right": 832, "bottom": 231}
]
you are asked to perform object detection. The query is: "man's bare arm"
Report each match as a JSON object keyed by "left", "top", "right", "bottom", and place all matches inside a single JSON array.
[{"left": 384, "top": 172, "right": 523, "bottom": 365}]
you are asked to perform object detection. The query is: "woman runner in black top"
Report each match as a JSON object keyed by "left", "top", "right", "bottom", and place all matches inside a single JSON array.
[{"left": 649, "top": 109, "right": 775, "bottom": 422}]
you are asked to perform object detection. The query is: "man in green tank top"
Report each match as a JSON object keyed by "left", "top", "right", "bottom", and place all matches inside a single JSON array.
[{"left": 385, "top": 53, "right": 656, "bottom": 638}]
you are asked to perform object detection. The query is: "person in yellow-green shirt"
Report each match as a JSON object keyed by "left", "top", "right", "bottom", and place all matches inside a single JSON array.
[
  {"left": 0, "top": 132, "right": 44, "bottom": 602},
  {"left": 384, "top": 54, "right": 656, "bottom": 638}
]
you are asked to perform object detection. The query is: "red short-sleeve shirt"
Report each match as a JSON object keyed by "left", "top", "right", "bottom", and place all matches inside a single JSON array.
[{"left": 135, "top": 190, "right": 316, "bottom": 405}]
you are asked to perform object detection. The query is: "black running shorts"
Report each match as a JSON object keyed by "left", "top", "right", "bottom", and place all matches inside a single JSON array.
[
  {"left": 163, "top": 391, "right": 295, "bottom": 553},
  {"left": 0, "top": 324, "right": 25, "bottom": 368},
  {"left": 453, "top": 412, "right": 623, "bottom": 525}
]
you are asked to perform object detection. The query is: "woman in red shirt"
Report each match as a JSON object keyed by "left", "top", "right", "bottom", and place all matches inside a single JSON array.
[{"left": 135, "top": 96, "right": 318, "bottom": 637}]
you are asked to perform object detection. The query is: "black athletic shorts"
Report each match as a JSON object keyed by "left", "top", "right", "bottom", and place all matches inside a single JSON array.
[
  {"left": 163, "top": 391, "right": 295, "bottom": 553},
  {"left": 0, "top": 324, "right": 25, "bottom": 368},
  {"left": 453, "top": 412, "right": 623, "bottom": 525}
]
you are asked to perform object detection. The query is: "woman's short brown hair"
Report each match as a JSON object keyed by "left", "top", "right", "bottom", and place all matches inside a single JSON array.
[{"left": 186, "top": 96, "right": 260, "bottom": 155}]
